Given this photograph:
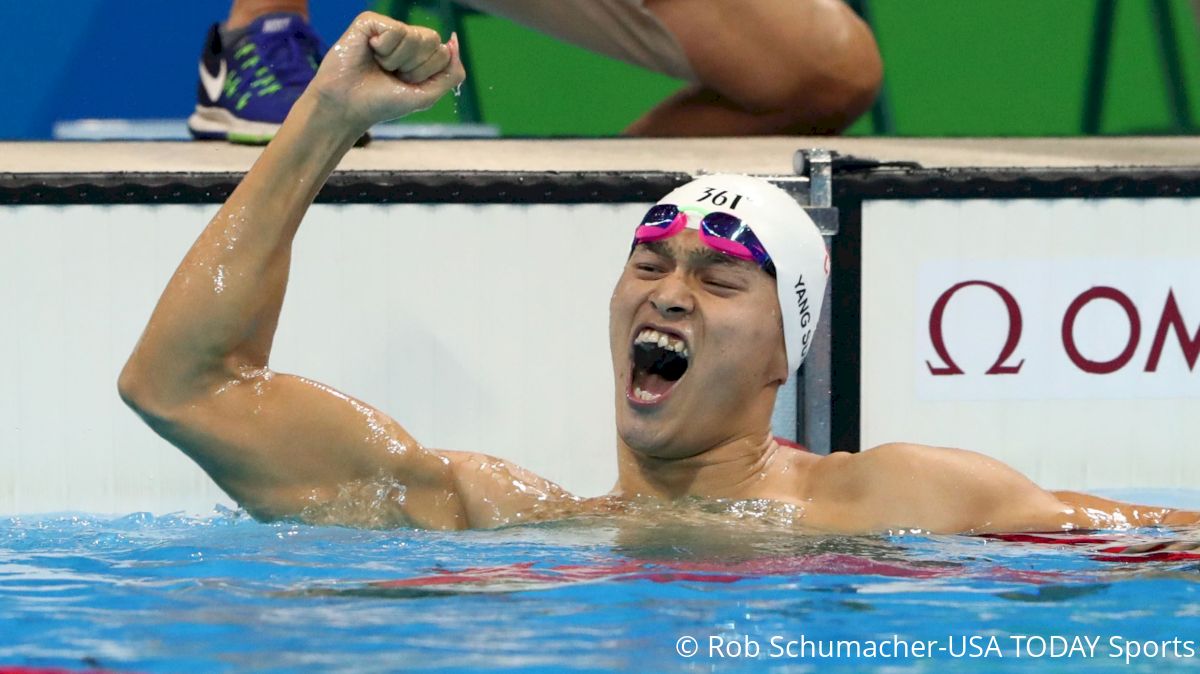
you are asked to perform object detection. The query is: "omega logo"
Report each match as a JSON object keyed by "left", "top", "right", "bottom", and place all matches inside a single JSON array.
[{"left": 926, "top": 281, "right": 1200, "bottom": 376}]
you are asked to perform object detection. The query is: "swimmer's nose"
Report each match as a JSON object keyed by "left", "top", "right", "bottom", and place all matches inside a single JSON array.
[{"left": 649, "top": 277, "right": 694, "bottom": 317}]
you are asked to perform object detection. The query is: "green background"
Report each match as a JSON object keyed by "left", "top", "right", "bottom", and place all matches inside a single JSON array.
[{"left": 382, "top": 0, "right": 1200, "bottom": 137}]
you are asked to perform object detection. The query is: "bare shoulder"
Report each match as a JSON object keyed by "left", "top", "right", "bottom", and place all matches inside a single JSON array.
[
  {"left": 819, "top": 442, "right": 1028, "bottom": 482},
  {"left": 859, "top": 442, "right": 1021, "bottom": 478},
  {"left": 804, "top": 443, "right": 1071, "bottom": 534},
  {"left": 803, "top": 443, "right": 951, "bottom": 500},
  {"left": 441, "top": 451, "right": 581, "bottom": 528}
]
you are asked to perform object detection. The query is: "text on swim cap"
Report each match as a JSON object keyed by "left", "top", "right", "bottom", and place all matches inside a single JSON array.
[
  {"left": 696, "top": 188, "right": 746, "bottom": 210},
  {"left": 794, "top": 275, "right": 814, "bottom": 359},
  {"left": 794, "top": 275, "right": 811, "bottom": 327}
]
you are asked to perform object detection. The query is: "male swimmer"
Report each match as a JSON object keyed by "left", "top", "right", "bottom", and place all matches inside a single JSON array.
[{"left": 124, "top": 14, "right": 1198, "bottom": 533}]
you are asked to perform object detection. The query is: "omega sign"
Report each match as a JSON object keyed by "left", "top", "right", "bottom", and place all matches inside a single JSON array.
[
  {"left": 915, "top": 260, "right": 1200, "bottom": 401},
  {"left": 927, "top": 281, "right": 1199, "bottom": 376}
]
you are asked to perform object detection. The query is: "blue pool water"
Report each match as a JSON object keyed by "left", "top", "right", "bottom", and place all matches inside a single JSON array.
[{"left": 4, "top": 491, "right": 1200, "bottom": 673}]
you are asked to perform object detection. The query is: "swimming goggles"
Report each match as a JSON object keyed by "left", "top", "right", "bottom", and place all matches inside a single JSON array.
[{"left": 632, "top": 204, "right": 776, "bottom": 276}]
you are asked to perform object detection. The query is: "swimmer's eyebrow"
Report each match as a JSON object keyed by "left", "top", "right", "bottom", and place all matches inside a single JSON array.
[
  {"left": 635, "top": 240, "right": 755, "bottom": 272},
  {"left": 689, "top": 247, "right": 754, "bottom": 272},
  {"left": 636, "top": 240, "right": 674, "bottom": 260}
]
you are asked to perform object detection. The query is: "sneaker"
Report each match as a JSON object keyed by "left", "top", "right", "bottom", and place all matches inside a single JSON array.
[{"left": 187, "top": 13, "right": 324, "bottom": 144}]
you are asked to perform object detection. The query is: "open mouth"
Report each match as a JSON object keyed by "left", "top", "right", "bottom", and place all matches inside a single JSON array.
[{"left": 628, "top": 327, "right": 690, "bottom": 406}]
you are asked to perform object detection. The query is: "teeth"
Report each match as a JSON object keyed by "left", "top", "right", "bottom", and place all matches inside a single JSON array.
[
  {"left": 633, "top": 386, "right": 659, "bottom": 402},
  {"left": 635, "top": 328, "right": 689, "bottom": 357},
  {"left": 635, "top": 329, "right": 661, "bottom": 345}
]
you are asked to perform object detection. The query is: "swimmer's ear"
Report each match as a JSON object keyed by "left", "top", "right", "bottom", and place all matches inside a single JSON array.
[{"left": 767, "top": 328, "right": 790, "bottom": 387}]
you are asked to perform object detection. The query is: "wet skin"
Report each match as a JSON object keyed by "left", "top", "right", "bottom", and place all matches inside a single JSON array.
[{"left": 119, "top": 12, "right": 1198, "bottom": 535}]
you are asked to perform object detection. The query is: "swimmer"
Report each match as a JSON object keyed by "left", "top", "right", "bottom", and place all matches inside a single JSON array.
[{"left": 122, "top": 13, "right": 1199, "bottom": 533}]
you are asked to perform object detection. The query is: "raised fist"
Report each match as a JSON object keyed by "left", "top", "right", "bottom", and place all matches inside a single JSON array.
[{"left": 307, "top": 12, "right": 465, "bottom": 134}]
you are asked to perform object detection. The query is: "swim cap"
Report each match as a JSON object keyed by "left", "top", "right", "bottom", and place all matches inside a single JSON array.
[{"left": 652, "top": 174, "right": 829, "bottom": 376}]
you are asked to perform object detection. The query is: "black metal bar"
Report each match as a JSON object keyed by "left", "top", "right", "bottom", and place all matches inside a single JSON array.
[
  {"left": 829, "top": 196, "right": 862, "bottom": 453},
  {"left": 0, "top": 171, "right": 693, "bottom": 205},
  {"left": 5, "top": 166, "right": 1200, "bottom": 205}
]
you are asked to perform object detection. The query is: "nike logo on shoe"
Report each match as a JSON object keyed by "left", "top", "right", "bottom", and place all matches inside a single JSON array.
[{"left": 199, "top": 59, "right": 228, "bottom": 103}]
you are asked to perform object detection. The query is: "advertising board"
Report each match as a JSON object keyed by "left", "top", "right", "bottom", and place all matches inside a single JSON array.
[{"left": 862, "top": 198, "right": 1200, "bottom": 490}]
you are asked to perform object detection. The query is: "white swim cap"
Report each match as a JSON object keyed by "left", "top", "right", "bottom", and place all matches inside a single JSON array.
[{"left": 652, "top": 174, "right": 829, "bottom": 376}]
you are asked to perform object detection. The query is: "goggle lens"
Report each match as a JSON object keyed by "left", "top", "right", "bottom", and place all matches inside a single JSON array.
[
  {"left": 700, "top": 212, "right": 769, "bottom": 266},
  {"left": 633, "top": 204, "right": 685, "bottom": 242}
]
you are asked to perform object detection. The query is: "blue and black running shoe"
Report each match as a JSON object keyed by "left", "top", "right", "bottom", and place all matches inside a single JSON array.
[{"left": 188, "top": 13, "right": 325, "bottom": 144}]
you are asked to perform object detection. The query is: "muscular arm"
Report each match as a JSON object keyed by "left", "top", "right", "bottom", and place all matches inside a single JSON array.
[
  {"left": 820, "top": 443, "right": 1199, "bottom": 534},
  {"left": 117, "top": 15, "right": 565, "bottom": 527},
  {"left": 1049, "top": 490, "right": 1200, "bottom": 529}
]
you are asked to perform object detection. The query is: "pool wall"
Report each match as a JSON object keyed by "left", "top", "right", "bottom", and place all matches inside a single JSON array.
[{"left": 860, "top": 197, "right": 1200, "bottom": 489}]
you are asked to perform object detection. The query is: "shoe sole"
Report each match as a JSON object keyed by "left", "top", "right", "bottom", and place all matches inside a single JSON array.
[
  {"left": 187, "top": 106, "right": 280, "bottom": 145},
  {"left": 187, "top": 105, "right": 373, "bottom": 147}
]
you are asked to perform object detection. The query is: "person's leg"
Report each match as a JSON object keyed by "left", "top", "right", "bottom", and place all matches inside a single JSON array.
[
  {"left": 627, "top": 87, "right": 846, "bottom": 136},
  {"left": 631, "top": 0, "right": 882, "bottom": 135},
  {"left": 226, "top": 0, "right": 310, "bottom": 30}
]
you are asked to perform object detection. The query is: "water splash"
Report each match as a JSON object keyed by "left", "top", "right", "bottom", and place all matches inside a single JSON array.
[{"left": 298, "top": 473, "right": 411, "bottom": 529}]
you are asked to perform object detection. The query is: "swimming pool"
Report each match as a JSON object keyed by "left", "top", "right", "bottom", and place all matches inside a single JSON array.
[{"left": 4, "top": 490, "right": 1200, "bottom": 673}]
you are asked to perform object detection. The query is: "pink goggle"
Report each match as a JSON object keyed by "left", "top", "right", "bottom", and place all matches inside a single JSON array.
[{"left": 632, "top": 204, "right": 775, "bottom": 276}]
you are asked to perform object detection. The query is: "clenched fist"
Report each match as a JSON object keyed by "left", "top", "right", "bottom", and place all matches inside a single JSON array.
[{"left": 306, "top": 12, "right": 465, "bottom": 134}]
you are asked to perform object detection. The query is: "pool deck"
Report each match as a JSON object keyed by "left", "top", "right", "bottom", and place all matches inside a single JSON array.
[{"left": 1, "top": 137, "right": 1198, "bottom": 175}]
